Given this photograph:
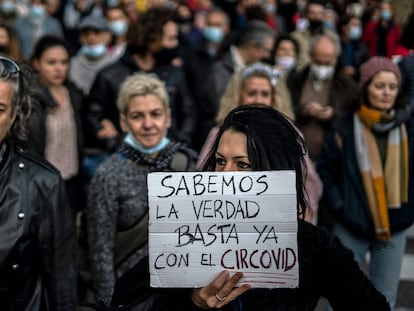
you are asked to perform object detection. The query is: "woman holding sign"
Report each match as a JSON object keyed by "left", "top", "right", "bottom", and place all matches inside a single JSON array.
[
  {"left": 85, "top": 73, "right": 198, "bottom": 307},
  {"left": 108, "top": 105, "right": 390, "bottom": 311}
]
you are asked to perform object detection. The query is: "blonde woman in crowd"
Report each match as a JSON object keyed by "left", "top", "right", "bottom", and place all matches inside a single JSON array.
[{"left": 198, "top": 62, "right": 322, "bottom": 224}]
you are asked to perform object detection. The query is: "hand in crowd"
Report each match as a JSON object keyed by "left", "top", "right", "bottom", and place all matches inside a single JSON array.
[
  {"left": 191, "top": 271, "right": 250, "bottom": 310},
  {"left": 97, "top": 119, "right": 119, "bottom": 139},
  {"left": 342, "top": 66, "right": 357, "bottom": 77},
  {"left": 305, "top": 101, "right": 334, "bottom": 121}
]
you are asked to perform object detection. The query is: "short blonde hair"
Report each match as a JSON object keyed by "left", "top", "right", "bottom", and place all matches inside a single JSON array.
[{"left": 117, "top": 73, "right": 169, "bottom": 114}]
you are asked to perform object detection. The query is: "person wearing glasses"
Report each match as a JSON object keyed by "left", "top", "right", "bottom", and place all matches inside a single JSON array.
[
  {"left": 0, "top": 57, "right": 77, "bottom": 309},
  {"left": 107, "top": 105, "right": 389, "bottom": 311}
]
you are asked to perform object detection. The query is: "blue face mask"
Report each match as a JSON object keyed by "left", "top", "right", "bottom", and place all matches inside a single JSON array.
[
  {"left": 109, "top": 20, "right": 128, "bottom": 36},
  {"left": 323, "top": 20, "right": 335, "bottom": 31},
  {"left": 1, "top": 0, "right": 15, "bottom": 13},
  {"left": 124, "top": 132, "right": 170, "bottom": 155},
  {"left": 203, "top": 26, "right": 224, "bottom": 44},
  {"left": 30, "top": 4, "right": 46, "bottom": 17},
  {"left": 380, "top": 9, "right": 392, "bottom": 21},
  {"left": 264, "top": 3, "right": 276, "bottom": 14},
  {"left": 106, "top": 0, "right": 119, "bottom": 7},
  {"left": 80, "top": 43, "right": 107, "bottom": 59},
  {"left": 348, "top": 25, "right": 362, "bottom": 40}
]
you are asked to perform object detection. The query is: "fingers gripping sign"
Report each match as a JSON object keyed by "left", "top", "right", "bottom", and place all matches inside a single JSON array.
[{"left": 191, "top": 271, "right": 251, "bottom": 309}]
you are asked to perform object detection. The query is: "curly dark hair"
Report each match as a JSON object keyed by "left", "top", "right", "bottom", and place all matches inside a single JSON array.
[
  {"left": 202, "top": 104, "right": 309, "bottom": 219},
  {"left": 0, "top": 59, "right": 38, "bottom": 143},
  {"left": 127, "top": 7, "right": 175, "bottom": 56}
]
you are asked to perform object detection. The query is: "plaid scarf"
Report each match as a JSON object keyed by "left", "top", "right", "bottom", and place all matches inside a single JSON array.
[{"left": 354, "top": 105, "right": 409, "bottom": 240}]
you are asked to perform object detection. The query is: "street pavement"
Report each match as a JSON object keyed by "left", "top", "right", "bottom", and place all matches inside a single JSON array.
[{"left": 396, "top": 224, "right": 414, "bottom": 310}]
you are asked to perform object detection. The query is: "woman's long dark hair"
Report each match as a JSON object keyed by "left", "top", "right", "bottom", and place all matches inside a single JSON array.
[{"left": 202, "top": 105, "right": 309, "bottom": 219}]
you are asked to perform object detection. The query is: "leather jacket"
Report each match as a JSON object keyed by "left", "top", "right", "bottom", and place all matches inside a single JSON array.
[{"left": 0, "top": 141, "right": 77, "bottom": 310}]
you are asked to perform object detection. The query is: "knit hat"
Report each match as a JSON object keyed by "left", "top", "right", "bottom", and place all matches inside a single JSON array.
[{"left": 359, "top": 56, "right": 401, "bottom": 89}]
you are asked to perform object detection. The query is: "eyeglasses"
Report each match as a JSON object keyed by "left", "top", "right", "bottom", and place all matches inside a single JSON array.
[{"left": 0, "top": 56, "right": 20, "bottom": 75}]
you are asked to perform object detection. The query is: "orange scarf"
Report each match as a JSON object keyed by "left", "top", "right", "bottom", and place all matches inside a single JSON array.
[{"left": 355, "top": 105, "right": 408, "bottom": 240}]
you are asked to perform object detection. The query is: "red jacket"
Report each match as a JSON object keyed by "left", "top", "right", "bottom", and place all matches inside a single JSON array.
[{"left": 362, "top": 21, "right": 401, "bottom": 58}]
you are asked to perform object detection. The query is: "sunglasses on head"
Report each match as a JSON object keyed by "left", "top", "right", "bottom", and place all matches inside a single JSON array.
[{"left": 0, "top": 56, "right": 20, "bottom": 74}]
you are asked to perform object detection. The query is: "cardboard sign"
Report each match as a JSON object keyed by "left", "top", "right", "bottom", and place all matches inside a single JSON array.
[{"left": 148, "top": 171, "right": 298, "bottom": 288}]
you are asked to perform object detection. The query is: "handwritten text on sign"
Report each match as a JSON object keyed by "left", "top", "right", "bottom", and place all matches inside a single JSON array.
[{"left": 148, "top": 171, "right": 298, "bottom": 288}]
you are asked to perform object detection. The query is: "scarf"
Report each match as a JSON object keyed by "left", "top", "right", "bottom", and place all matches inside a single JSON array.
[{"left": 354, "top": 105, "right": 409, "bottom": 240}]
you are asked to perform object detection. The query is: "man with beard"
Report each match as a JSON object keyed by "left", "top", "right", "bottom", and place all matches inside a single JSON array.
[{"left": 290, "top": 0, "right": 339, "bottom": 71}]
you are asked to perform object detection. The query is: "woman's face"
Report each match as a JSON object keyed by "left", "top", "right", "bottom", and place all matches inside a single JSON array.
[
  {"left": 367, "top": 71, "right": 399, "bottom": 112},
  {"left": 0, "top": 80, "right": 15, "bottom": 143},
  {"left": 0, "top": 28, "right": 10, "bottom": 47},
  {"left": 275, "top": 40, "right": 296, "bottom": 58},
  {"left": 33, "top": 46, "right": 69, "bottom": 87},
  {"left": 120, "top": 94, "right": 171, "bottom": 149},
  {"left": 240, "top": 76, "right": 272, "bottom": 107},
  {"left": 215, "top": 129, "right": 252, "bottom": 172}
]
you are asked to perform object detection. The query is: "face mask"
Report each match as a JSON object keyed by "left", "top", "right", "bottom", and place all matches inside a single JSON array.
[
  {"left": 203, "top": 26, "right": 224, "bottom": 44},
  {"left": 0, "top": 45, "right": 9, "bottom": 54},
  {"left": 155, "top": 46, "right": 180, "bottom": 66},
  {"left": 264, "top": 3, "right": 276, "bottom": 14},
  {"left": 106, "top": 0, "right": 119, "bottom": 7},
  {"left": 310, "top": 64, "right": 335, "bottom": 81},
  {"left": 109, "top": 20, "right": 128, "bottom": 36},
  {"left": 80, "top": 43, "right": 107, "bottom": 59},
  {"left": 296, "top": 18, "right": 309, "bottom": 31},
  {"left": 1, "top": 0, "right": 15, "bottom": 13},
  {"left": 308, "top": 19, "right": 323, "bottom": 31},
  {"left": 380, "top": 9, "right": 392, "bottom": 21},
  {"left": 275, "top": 56, "right": 296, "bottom": 71},
  {"left": 348, "top": 25, "right": 362, "bottom": 40},
  {"left": 124, "top": 132, "right": 170, "bottom": 155},
  {"left": 30, "top": 4, "right": 46, "bottom": 18},
  {"left": 323, "top": 21, "right": 335, "bottom": 31}
]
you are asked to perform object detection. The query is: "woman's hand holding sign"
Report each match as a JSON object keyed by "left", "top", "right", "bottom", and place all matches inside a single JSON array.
[{"left": 191, "top": 271, "right": 250, "bottom": 309}]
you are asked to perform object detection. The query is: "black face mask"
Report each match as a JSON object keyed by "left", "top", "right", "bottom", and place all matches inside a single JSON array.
[
  {"left": 0, "top": 45, "right": 9, "bottom": 54},
  {"left": 155, "top": 46, "right": 181, "bottom": 66},
  {"left": 309, "top": 19, "right": 323, "bottom": 32}
]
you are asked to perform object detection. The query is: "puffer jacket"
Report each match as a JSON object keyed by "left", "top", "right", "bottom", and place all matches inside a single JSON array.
[
  {"left": 317, "top": 111, "right": 414, "bottom": 239},
  {"left": 0, "top": 141, "right": 77, "bottom": 310}
]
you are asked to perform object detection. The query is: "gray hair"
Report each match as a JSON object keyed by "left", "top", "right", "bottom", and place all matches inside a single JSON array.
[
  {"left": 0, "top": 61, "right": 36, "bottom": 142},
  {"left": 117, "top": 73, "right": 169, "bottom": 114},
  {"left": 236, "top": 20, "right": 275, "bottom": 48},
  {"left": 310, "top": 34, "right": 341, "bottom": 58}
]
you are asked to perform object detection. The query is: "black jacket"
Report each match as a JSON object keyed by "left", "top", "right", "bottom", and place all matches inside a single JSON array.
[
  {"left": 317, "top": 111, "right": 414, "bottom": 239},
  {"left": 85, "top": 49, "right": 196, "bottom": 151},
  {"left": 0, "top": 141, "right": 77, "bottom": 310}
]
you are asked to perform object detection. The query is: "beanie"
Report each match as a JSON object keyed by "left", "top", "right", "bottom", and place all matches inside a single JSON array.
[{"left": 359, "top": 56, "right": 401, "bottom": 89}]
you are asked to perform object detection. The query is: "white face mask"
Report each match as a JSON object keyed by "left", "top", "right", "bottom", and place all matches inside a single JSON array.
[
  {"left": 310, "top": 64, "right": 335, "bottom": 81},
  {"left": 275, "top": 56, "right": 296, "bottom": 71}
]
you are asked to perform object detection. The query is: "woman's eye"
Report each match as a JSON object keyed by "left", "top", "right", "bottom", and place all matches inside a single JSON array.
[
  {"left": 238, "top": 161, "right": 251, "bottom": 169},
  {"left": 215, "top": 158, "right": 226, "bottom": 166}
]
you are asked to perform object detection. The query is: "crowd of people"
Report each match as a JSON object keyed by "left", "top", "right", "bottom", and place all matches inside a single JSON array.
[{"left": 0, "top": 0, "right": 414, "bottom": 310}]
